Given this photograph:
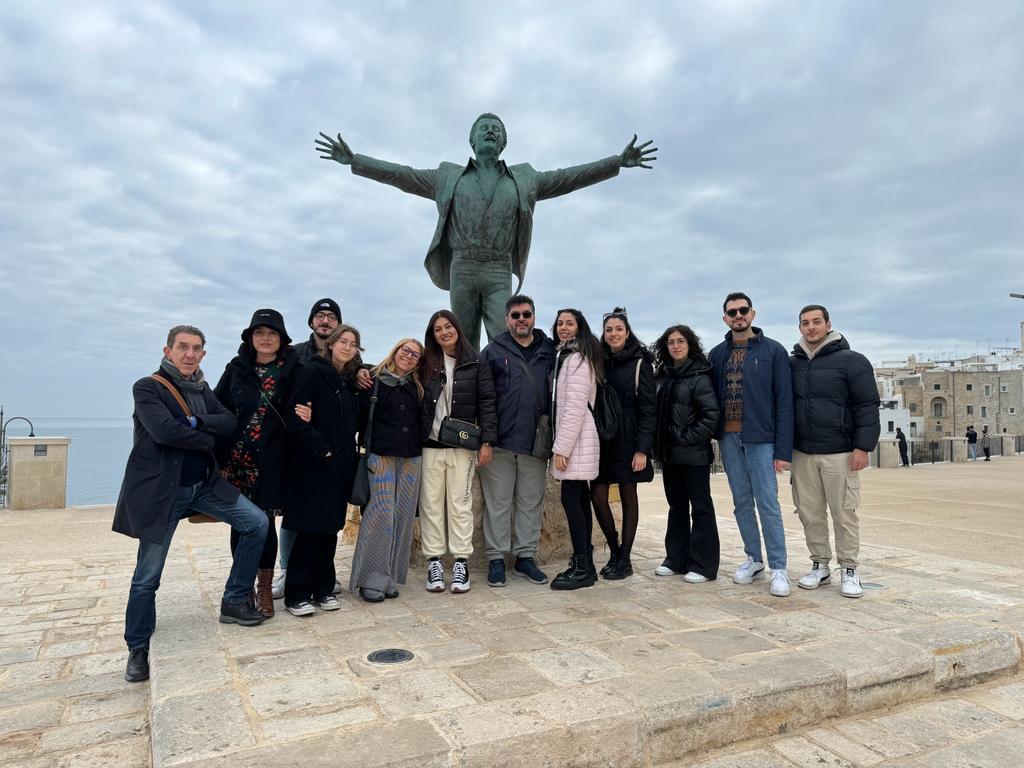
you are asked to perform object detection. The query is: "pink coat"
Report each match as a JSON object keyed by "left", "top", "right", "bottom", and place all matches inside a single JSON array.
[{"left": 550, "top": 352, "right": 600, "bottom": 481}]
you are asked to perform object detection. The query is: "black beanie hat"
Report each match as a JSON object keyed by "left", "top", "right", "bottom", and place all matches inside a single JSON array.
[
  {"left": 241, "top": 308, "right": 292, "bottom": 346},
  {"left": 308, "top": 298, "right": 342, "bottom": 327}
]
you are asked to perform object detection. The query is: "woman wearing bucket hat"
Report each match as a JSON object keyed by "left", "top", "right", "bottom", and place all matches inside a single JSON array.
[{"left": 214, "top": 309, "right": 301, "bottom": 618}]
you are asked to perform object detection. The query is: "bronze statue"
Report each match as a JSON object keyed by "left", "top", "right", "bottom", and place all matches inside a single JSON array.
[{"left": 316, "top": 114, "right": 656, "bottom": 350}]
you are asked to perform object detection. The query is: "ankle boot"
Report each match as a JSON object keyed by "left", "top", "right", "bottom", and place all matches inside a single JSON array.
[
  {"left": 551, "top": 553, "right": 596, "bottom": 590},
  {"left": 600, "top": 541, "right": 621, "bottom": 577},
  {"left": 256, "top": 569, "right": 275, "bottom": 618},
  {"left": 587, "top": 545, "right": 598, "bottom": 580},
  {"left": 604, "top": 550, "right": 633, "bottom": 580}
]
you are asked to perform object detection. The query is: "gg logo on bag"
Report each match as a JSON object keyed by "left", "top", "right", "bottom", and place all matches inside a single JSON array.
[{"left": 459, "top": 430, "right": 469, "bottom": 440}]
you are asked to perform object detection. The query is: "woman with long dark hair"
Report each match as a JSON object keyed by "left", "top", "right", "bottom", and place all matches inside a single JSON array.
[
  {"left": 281, "top": 325, "right": 364, "bottom": 616},
  {"left": 418, "top": 310, "right": 497, "bottom": 594},
  {"left": 214, "top": 309, "right": 301, "bottom": 618},
  {"left": 548, "top": 308, "right": 603, "bottom": 590},
  {"left": 349, "top": 338, "right": 425, "bottom": 602},
  {"left": 591, "top": 307, "right": 657, "bottom": 580},
  {"left": 652, "top": 324, "right": 721, "bottom": 583}
]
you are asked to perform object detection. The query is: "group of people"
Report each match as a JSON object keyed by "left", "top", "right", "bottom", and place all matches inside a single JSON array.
[
  {"left": 965, "top": 425, "right": 993, "bottom": 461},
  {"left": 113, "top": 292, "right": 880, "bottom": 684}
]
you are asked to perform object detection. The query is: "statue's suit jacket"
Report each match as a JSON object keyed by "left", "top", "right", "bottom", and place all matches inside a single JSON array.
[{"left": 351, "top": 153, "right": 621, "bottom": 294}]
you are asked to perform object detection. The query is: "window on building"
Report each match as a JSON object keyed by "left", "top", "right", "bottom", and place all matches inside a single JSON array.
[
  {"left": 984, "top": 385, "right": 992, "bottom": 396},
  {"left": 910, "top": 403, "right": 918, "bottom": 413},
  {"left": 966, "top": 383, "right": 973, "bottom": 391},
  {"left": 887, "top": 421, "right": 895, "bottom": 432},
  {"left": 933, "top": 383, "right": 941, "bottom": 390},
  {"left": 897, "top": 379, "right": 904, "bottom": 385},
  {"left": 932, "top": 401, "right": 945, "bottom": 417},
  {"left": 966, "top": 405, "right": 974, "bottom": 415},
  {"left": 1011, "top": 407, "right": 1017, "bottom": 415},
  {"left": 981, "top": 406, "right": 988, "bottom": 417},
  {"left": 1001, "top": 383, "right": 1009, "bottom": 393}
]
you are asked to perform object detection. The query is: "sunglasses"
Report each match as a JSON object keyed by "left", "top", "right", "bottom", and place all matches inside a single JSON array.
[
  {"left": 508, "top": 310, "right": 533, "bottom": 320},
  {"left": 603, "top": 306, "right": 627, "bottom": 321},
  {"left": 725, "top": 306, "right": 752, "bottom": 318}
]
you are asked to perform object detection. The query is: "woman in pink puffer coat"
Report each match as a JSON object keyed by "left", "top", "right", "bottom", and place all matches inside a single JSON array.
[{"left": 549, "top": 308, "right": 603, "bottom": 590}]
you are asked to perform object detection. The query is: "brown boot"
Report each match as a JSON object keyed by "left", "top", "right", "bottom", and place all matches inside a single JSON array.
[{"left": 256, "top": 569, "right": 275, "bottom": 618}]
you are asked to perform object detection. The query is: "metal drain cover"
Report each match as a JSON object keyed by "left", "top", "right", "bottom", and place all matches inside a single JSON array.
[{"left": 367, "top": 648, "right": 414, "bottom": 665}]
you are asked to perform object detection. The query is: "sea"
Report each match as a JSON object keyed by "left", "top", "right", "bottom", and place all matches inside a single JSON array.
[{"left": 8, "top": 418, "right": 133, "bottom": 506}]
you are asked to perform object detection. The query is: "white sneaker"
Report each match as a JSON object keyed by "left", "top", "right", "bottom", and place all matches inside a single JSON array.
[
  {"left": 732, "top": 556, "right": 766, "bottom": 584},
  {"left": 655, "top": 564, "right": 679, "bottom": 576},
  {"left": 271, "top": 571, "right": 286, "bottom": 600},
  {"left": 840, "top": 568, "right": 863, "bottom": 598},
  {"left": 797, "top": 562, "right": 832, "bottom": 590},
  {"left": 333, "top": 580, "right": 343, "bottom": 595},
  {"left": 425, "top": 559, "right": 445, "bottom": 592},
  {"left": 450, "top": 560, "right": 471, "bottom": 593},
  {"left": 683, "top": 572, "right": 709, "bottom": 583},
  {"left": 769, "top": 570, "right": 791, "bottom": 597},
  {"left": 316, "top": 595, "right": 342, "bottom": 611},
  {"left": 286, "top": 601, "right": 315, "bottom": 617}
]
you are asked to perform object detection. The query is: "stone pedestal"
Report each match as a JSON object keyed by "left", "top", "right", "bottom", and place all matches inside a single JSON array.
[
  {"left": 945, "top": 437, "right": 968, "bottom": 463},
  {"left": 1001, "top": 435, "right": 1017, "bottom": 456},
  {"left": 6, "top": 437, "right": 70, "bottom": 510},
  {"left": 877, "top": 440, "right": 901, "bottom": 469}
]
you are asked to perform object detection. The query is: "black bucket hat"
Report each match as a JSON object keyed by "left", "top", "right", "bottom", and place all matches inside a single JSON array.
[{"left": 241, "top": 308, "right": 292, "bottom": 346}]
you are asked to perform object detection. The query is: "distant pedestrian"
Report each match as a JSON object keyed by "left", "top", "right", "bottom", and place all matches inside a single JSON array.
[
  {"left": 981, "top": 426, "right": 992, "bottom": 460},
  {"left": 114, "top": 326, "right": 268, "bottom": 684},
  {"left": 895, "top": 427, "right": 910, "bottom": 467},
  {"left": 789, "top": 305, "right": 880, "bottom": 599},
  {"left": 966, "top": 426, "right": 978, "bottom": 460},
  {"left": 709, "top": 293, "right": 794, "bottom": 597}
]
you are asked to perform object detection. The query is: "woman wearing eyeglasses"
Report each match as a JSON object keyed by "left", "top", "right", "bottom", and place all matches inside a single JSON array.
[
  {"left": 549, "top": 309, "right": 603, "bottom": 590},
  {"left": 417, "top": 310, "right": 497, "bottom": 594},
  {"left": 652, "top": 325, "right": 721, "bottom": 583},
  {"left": 280, "top": 325, "right": 365, "bottom": 617},
  {"left": 591, "top": 307, "right": 657, "bottom": 580},
  {"left": 214, "top": 309, "right": 301, "bottom": 618},
  {"left": 349, "top": 338, "right": 425, "bottom": 603}
]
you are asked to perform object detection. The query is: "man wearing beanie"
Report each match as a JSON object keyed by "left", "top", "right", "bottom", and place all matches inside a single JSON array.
[{"left": 293, "top": 298, "right": 341, "bottom": 365}]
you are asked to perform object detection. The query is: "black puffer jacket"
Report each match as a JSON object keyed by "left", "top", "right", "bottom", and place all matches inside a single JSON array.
[
  {"left": 283, "top": 356, "right": 362, "bottom": 534},
  {"left": 654, "top": 358, "right": 720, "bottom": 466},
  {"left": 213, "top": 346, "right": 301, "bottom": 509},
  {"left": 597, "top": 339, "right": 657, "bottom": 483},
  {"left": 365, "top": 374, "right": 422, "bottom": 458},
  {"left": 790, "top": 333, "right": 880, "bottom": 455},
  {"left": 419, "top": 350, "right": 498, "bottom": 445}
]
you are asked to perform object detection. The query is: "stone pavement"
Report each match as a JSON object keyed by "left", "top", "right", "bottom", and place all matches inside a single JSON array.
[{"left": 0, "top": 456, "right": 1021, "bottom": 767}]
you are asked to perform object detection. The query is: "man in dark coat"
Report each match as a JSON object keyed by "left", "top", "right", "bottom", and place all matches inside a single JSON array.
[
  {"left": 113, "top": 325, "right": 269, "bottom": 683},
  {"left": 477, "top": 294, "right": 555, "bottom": 587},
  {"left": 789, "top": 305, "right": 880, "bottom": 599},
  {"left": 292, "top": 298, "right": 341, "bottom": 366}
]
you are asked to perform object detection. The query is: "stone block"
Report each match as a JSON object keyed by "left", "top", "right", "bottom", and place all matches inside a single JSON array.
[
  {"left": 48, "top": 736, "right": 152, "bottom": 768},
  {"left": 524, "top": 646, "right": 627, "bottom": 686},
  {"left": 247, "top": 672, "right": 362, "bottom": 717},
  {"left": 261, "top": 705, "right": 377, "bottom": 740},
  {"left": 151, "top": 688, "right": 255, "bottom": 767},
  {"left": 151, "top": 651, "right": 233, "bottom": 702},
  {"left": 37, "top": 714, "right": 146, "bottom": 755},
  {"left": 773, "top": 735, "right": 859, "bottom": 767},
  {"left": 914, "top": 728, "right": 1024, "bottom": 768},
  {"left": 236, "top": 646, "right": 338, "bottom": 684},
  {"left": 804, "top": 726, "right": 886, "bottom": 766},
  {"left": 365, "top": 668, "right": 476, "bottom": 717},
  {"left": 64, "top": 686, "right": 148, "bottom": 723},
  {"left": 897, "top": 620, "right": 1021, "bottom": 689},
  {"left": 451, "top": 654, "right": 555, "bottom": 701},
  {"left": 662, "top": 626, "right": 780, "bottom": 660},
  {"left": 0, "top": 700, "right": 62, "bottom": 738},
  {"left": 685, "top": 750, "right": 797, "bottom": 768}
]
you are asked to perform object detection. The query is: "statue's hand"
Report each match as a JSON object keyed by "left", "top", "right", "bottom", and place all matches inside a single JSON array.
[
  {"left": 315, "top": 132, "right": 354, "bottom": 165},
  {"left": 620, "top": 134, "right": 657, "bottom": 169}
]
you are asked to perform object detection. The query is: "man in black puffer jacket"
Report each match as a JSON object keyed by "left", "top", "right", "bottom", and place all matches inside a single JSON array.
[{"left": 789, "top": 305, "right": 880, "bottom": 599}]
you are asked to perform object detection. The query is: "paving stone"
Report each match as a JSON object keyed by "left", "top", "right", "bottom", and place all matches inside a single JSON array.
[
  {"left": 65, "top": 687, "right": 148, "bottom": 722},
  {"left": 772, "top": 735, "right": 858, "bottom": 767},
  {"left": 804, "top": 726, "right": 886, "bottom": 766},
  {"left": 151, "top": 651, "right": 232, "bottom": 701},
  {"left": 37, "top": 714, "right": 147, "bottom": 754},
  {"left": 247, "top": 672, "right": 362, "bottom": 717},
  {"left": 0, "top": 658, "right": 67, "bottom": 688},
  {"left": 743, "top": 611, "right": 869, "bottom": 645},
  {"left": 451, "top": 654, "right": 554, "bottom": 701},
  {"left": 474, "top": 626, "right": 555, "bottom": 653},
  {"left": 912, "top": 726, "right": 1024, "bottom": 767},
  {"left": 524, "top": 646, "right": 627, "bottom": 686},
  {"left": 0, "top": 701, "right": 62, "bottom": 738},
  {"left": 150, "top": 688, "right": 254, "bottom": 767},
  {"left": 0, "top": 732, "right": 40, "bottom": 764},
  {"left": 962, "top": 687, "right": 1024, "bottom": 719},
  {"left": 316, "top": 625, "right": 405, "bottom": 659},
  {"left": 685, "top": 748, "right": 798, "bottom": 767},
  {"left": 663, "top": 626, "right": 780, "bottom": 660},
  {"left": 536, "top": 618, "right": 622, "bottom": 644},
  {"left": 833, "top": 719, "right": 927, "bottom": 759},
  {"left": 149, "top": 615, "right": 221, "bottom": 659},
  {"left": 413, "top": 637, "right": 489, "bottom": 666},
  {"left": 430, "top": 698, "right": 561, "bottom": 766},
  {"left": 870, "top": 699, "right": 1005, "bottom": 752},
  {"left": 897, "top": 620, "right": 1021, "bottom": 689},
  {"left": 260, "top": 705, "right": 377, "bottom": 740},
  {"left": 48, "top": 735, "right": 152, "bottom": 768},
  {"left": 594, "top": 635, "right": 702, "bottom": 673},
  {"left": 365, "top": 667, "right": 476, "bottom": 717},
  {"left": 235, "top": 646, "right": 338, "bottom": 683}
]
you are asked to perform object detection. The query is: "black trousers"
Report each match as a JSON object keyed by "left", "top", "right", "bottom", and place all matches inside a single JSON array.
[
  {"left": 284, "top": 531, "right": 338, "bottom": 605},
  {"left": 230, "top": 511, "right": 278, "bottom": 570},
  {"left": 560, "top": 480, "right": 593, "bottom": 557},
  {"left": 899, "top": 445, "right": 909, "bottom": 466},
  {"left": 661, "top": 463, "right": 720, "bottom": 579}
]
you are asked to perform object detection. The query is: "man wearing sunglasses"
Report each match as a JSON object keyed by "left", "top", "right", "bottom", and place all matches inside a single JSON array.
[
  {"left": 709, "top": 293, "right": 794, "bottom": 597},
  {"left": 477, "top": 294, "right": 556, "bottom": 587}
]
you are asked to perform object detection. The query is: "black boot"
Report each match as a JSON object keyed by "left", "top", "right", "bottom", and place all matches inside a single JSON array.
[
  {"left": 551, "top": 553, "right": 596, "bottom": 590},
  {"left": 604, "top": 551, "right": 633, "bottom": 580},
  {"left": 587, "top": 545, "right": 598, "bottom": 581},
  {"left": 599, "top": 542, "right": 621, "bottom": 577}
]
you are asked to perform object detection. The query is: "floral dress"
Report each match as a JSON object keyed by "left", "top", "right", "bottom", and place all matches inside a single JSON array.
[{"left": 223, "top": 359, "right": 283, "bottom": 509}]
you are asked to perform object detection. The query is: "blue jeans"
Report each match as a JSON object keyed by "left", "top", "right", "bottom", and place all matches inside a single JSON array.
[
  {"left": 719, "top": 433, "right": 787, "bottom": 570},
  {"left": 124, "top": 481, "right": 268, "bottom": 650},
  {"left": 968, "top": 444, "right": 977, "bottom": 460}
]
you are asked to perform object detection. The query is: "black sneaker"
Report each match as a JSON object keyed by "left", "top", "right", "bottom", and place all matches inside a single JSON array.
[
  {"left": 514, "top": 556, "right": 548, "bottom": 584},
  {"left": 124, "top": 647, "right": 149, "bottom": 683},
  {"left": 219, "top": 598, "right": 266, "bottom": 626},
  {"left": 487, "top": 558, "right": 506, "bottom": 587}
]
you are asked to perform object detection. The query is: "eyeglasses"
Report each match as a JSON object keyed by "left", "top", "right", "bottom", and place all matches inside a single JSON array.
[
  {"left": 508, "top": 310, "right": 533, "bottom": 320},
  {"left": 666, "top": 338, "right": 688, "bottom": 347},
  {"left": 399, "top": 346, "right": 422, "bottom": 359},
  {"left": 603, "top": 306, "right": 627, "bottom": 320},
  {"left": 314, "top": 311, "right": 338, "bottom": 322},
  {"left": 725, "top": 306, "right": 751, "bottom": 318},
  {"left": 333, "top": 341, "right": 361, "bottom": 350}
]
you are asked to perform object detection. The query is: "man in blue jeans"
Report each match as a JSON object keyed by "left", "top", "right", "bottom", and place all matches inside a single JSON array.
[
  {"left": 113, "top": 325, "right": 269, "bottom": 683},
  {"left": 709, "top": 293, "right": 794, "bottom": 597}
]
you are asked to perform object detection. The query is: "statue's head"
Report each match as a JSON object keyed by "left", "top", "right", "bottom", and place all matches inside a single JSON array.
[{"left": 469, "top": 113, "right": 507, "bottom": 157}]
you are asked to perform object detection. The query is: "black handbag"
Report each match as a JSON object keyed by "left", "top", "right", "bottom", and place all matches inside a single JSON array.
[
  {"left": 438, "top": 417, "right": 482, "bottom": 451},
  {"left": 349, "top": 382, "right": 378, "bottom": 506}
]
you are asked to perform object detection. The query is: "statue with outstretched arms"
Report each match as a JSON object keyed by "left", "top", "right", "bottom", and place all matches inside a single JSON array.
[{"left": 316, "top": 113, "right": 656, "bottom": 349}]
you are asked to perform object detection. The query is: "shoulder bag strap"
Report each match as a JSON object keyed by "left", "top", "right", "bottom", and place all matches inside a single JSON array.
[
  {"left": 151, "top": 374, "right": 193, "bottom": 418},
  {"left": 362, "top": 380, "right": 379, "bottom": 454},
  {"left": 515, "top": 356, "right": 543, "bottom": 418}
]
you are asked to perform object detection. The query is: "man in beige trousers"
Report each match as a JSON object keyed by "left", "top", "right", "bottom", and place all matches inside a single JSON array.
[{"left": 788, "top": 305, "right": 880, "bottom": 598}]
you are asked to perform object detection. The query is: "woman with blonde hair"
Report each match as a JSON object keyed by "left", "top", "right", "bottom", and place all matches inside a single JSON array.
[{"left": 349, "top": 338, "right": 425, "bottom": 602}]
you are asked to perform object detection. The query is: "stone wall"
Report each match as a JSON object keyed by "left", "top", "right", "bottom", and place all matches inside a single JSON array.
[{"left": 6, "top": 437, "right": 70, "bottom": 510}]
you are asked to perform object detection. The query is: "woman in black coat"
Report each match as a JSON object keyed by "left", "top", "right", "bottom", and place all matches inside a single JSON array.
[
  {"left": 417, "top": 310, "right": 497, "bottom": 594},
  {"left": 281, "top": 325, "right": 364, "bottom": 617},
  {"left": 652, "top": 324, "right": 721, "bottom": 582},
  {"left": 591, "top": 308, "right": 657, "bottom": 580},
  {"left": 214, "top": 309, "right": 301, "bottom": 618}
]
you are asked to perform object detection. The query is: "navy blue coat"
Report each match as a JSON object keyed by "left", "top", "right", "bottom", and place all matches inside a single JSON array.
[
  {"left": 479, "top": 330, "right": 556, "bottom": 455},
  {"left": 113, "top": 374, "right": 238, "bottom": 545},
  {"left": 708, "top": 328, "right": 794, "bottom": 462}
]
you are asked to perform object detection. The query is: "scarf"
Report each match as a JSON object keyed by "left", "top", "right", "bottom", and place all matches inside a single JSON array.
[
  {"left": 377, "top": 368, "right": 411, "bottom": 388},
  {"left": 158, "top": 357, "right": 209, "bottom": 415}
]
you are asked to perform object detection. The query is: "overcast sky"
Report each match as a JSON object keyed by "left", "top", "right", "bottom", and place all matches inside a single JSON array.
[{"left": 1, "top": 1, "right": 1022, "bottom": 420}]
